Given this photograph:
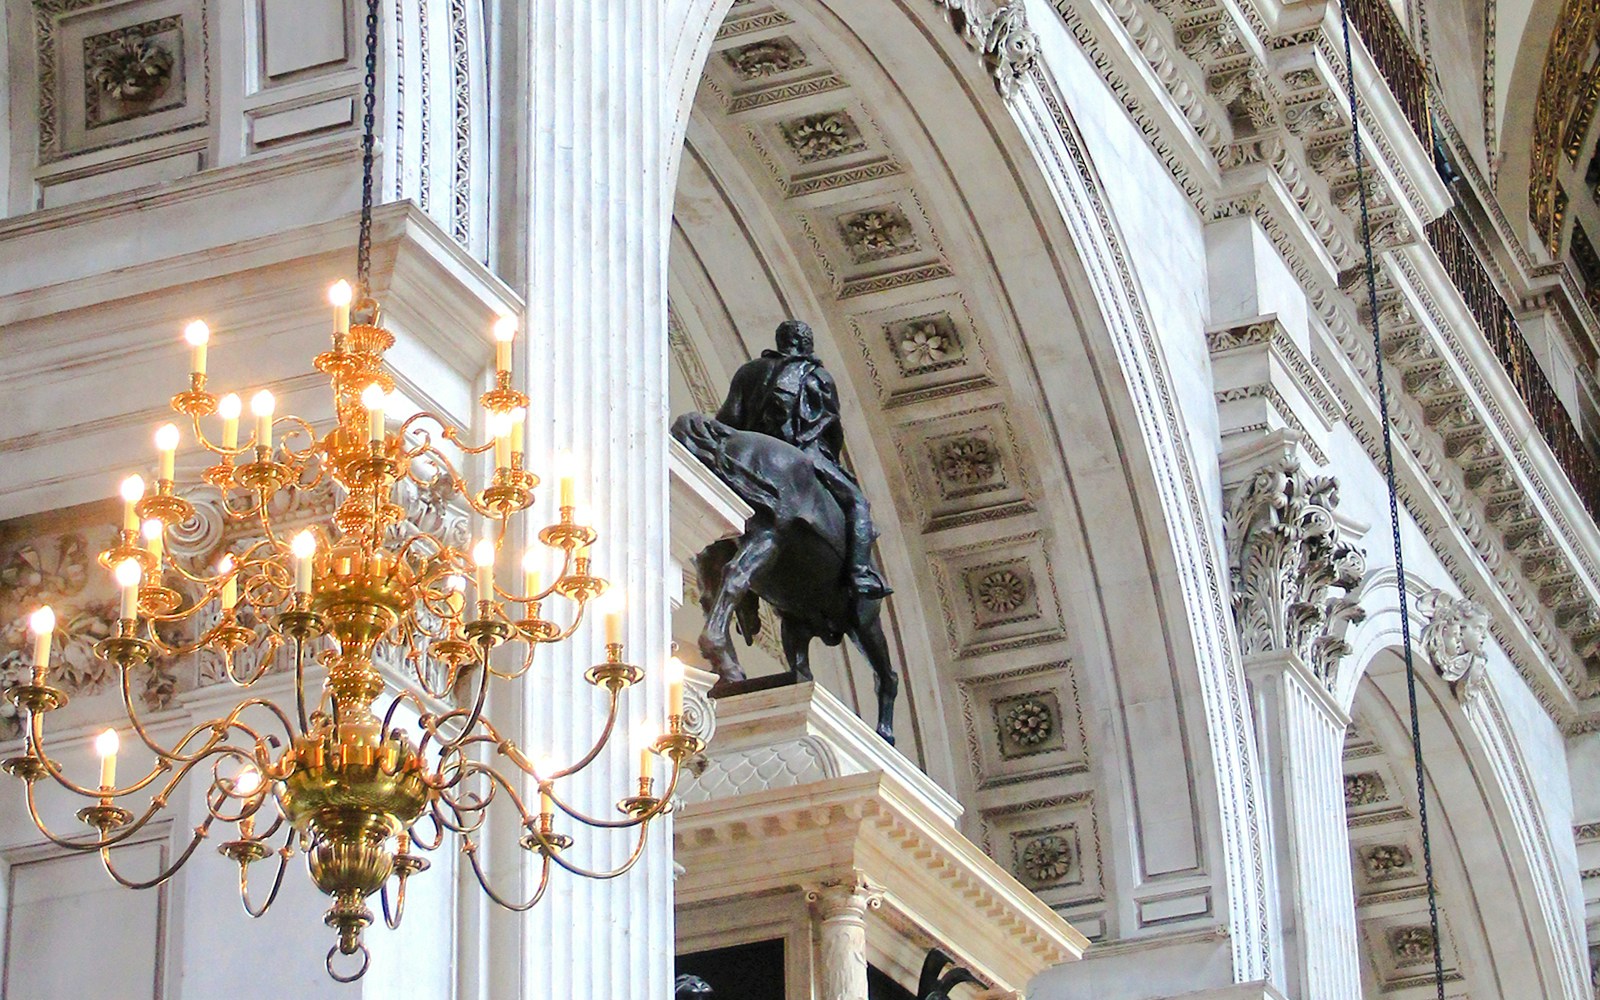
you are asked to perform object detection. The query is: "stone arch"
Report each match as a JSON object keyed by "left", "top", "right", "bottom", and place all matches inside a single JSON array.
[
  {"left": 661, "top": 0, "right": 1272, "bottom": 983},
  {"left": 1337, "top": 579, "right": 1591, "bottom": 999}
]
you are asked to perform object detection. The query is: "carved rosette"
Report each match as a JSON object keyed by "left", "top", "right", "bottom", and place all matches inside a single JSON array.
[
  {"left": 806, "top": 871, "right": 884, "bottom": 1000},
  {"left": 1226, "top": 457, "right": 1366, "bottom": 685},
  {"left": 1418, "top": 590, "right": 1491, "bottom": 696}
]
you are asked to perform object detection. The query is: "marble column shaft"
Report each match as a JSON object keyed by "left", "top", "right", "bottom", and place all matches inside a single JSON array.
[
  {"left": 808, "top": 874, "right": 883, "bottom": 1000},
  {"left": 514, "top": 4, "right": 673, "bottom": 1000}
]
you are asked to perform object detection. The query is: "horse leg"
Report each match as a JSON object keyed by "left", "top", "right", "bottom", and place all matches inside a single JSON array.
[
  {"left": 779, "top": 615, "right": 814, "bottom": 682},
  {"left": 849, "top": 608, "right": 899, "bottom": 745},
  {"left": 697, "top": 533, "right": 776, "bottom": 685}
]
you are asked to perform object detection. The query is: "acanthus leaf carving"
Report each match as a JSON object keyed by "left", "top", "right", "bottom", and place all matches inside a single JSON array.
[{"left": 1226, "top": 455, "right": 1366, "bottom": 685}]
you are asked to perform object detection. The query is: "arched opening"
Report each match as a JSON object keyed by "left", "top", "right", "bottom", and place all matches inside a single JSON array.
[
  {"left": 662, "top": 0, "right": 1268, "bottom": 982},
  {"left": 1340, "top": 640, "right": 1587, "bottom": 997}
]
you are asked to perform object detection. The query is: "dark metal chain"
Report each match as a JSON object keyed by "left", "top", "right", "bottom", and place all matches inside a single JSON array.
[
  {"left": 1338, "top": 7, "right": 1446, "bottom": 1000},
  {"left": 356, "top": 0, "right": 380, "bottom": 298}
]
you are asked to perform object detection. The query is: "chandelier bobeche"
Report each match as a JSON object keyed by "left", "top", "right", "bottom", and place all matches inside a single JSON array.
[{"left": 1, "top": 282, "right": 699, "bottom": 982}]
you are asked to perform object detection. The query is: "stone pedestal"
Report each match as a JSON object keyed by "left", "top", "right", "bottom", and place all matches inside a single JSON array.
[{"left": 673, "top": 682, "right": 1086, "bottom": 998}]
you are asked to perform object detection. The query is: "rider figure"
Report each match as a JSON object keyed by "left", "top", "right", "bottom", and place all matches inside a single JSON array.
[{"left": 716, "top": 320, "right": 892, "bottom": 602}]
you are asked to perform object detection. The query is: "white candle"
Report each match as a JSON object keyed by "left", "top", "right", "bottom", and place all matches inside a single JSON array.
[
  {"left": 473, "top": 539, "right": 495, "bottom": 604},
  {"left": 115, "top": 559, "right": 141, "bottom": 620},
  {"left": 218, "top": 393, "right": 241, "bottom": 450},
  {"left": 637, "top": 725, "right": 656, "bottom": 782},
  {"left": 119, "top": 475, "right": 145, "bottom": 532},
  {"left": 29, "top": 606, "right": 54, "bottom": 671},
  {"left": 291, "top": 532, "right": 315, "bottom": 594},
  {"left": 95, "top": 729, "right": 119, "bottom": 789},
  {"left": 492, "top": 316, "right": 516, "bottom": 374},
  {"left": 361, "top": 383, "right": 386, "bottom": 444},
  {"left": 557, "top": 450, "right": 575, "bottom": 508},
  {"left": 155, "top": 423, "right": 179, "bottom": 481},
  {"left": 604, "top": 590, "right": 624, "bottom": 646},
  {"left": 219, "top": 555, "right": 237, "bottom": 611},
  {"left": 666, "top": 656, "right": 686, "bottom": 719},
  {"left": 183, "top": 321, "right": 209, "bottom": 377},
  {"left": 330, "top": 280, "right": 353, "bottom": 338},
  {"left": 489, "top": 410, "right": 513, "bottom": 469},
  {"left": 142, "top": 519, "right": 163, "bottom": 566},
  {"left": 522, "top": 551, "right": 541, "bottom": 599},
  {"left": 250, "top": 390, "right": 275, "bottom": 451},
  {"left": 510, "top": 407, "right": 526, "bottom": 462}
]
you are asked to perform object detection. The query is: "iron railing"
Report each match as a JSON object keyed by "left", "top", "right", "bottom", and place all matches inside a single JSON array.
[
  {"left": 1425, "top": 214, "right": 1600, "bottom": 518},
  {"left": 1343, "top": 0, "right": 1433, "bottom": 154}
]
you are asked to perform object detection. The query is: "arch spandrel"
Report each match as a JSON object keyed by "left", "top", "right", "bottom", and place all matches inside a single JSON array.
[{"left": 663, "top": 0, "right": 1270, "bottom": 980}]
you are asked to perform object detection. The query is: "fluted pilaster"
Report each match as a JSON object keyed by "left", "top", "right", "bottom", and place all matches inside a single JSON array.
[{"left": 512, "top": 4, "right": 672, "bottom": 1000}]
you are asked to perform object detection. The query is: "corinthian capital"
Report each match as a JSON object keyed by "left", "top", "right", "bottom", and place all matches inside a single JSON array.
[{"left": 1226, "top": 455, "right": 1366, "bottom": 685}]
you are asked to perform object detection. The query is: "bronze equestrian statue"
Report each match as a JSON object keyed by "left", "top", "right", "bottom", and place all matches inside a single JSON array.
[{"left": 671, "top": 320, "right": 899, "bottom": 743}]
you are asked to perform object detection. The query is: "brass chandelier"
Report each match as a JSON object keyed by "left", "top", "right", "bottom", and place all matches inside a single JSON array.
[{"left": 0, "top": 0, "right": 697, "bottom": 982}]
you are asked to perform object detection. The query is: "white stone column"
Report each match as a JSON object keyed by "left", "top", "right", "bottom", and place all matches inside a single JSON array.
[
  {"left": 1226, "top": 453, "right": 1365, "bottom": 999},
  {"left": 512, "top": 4, "right": 673, "bottom": 1000},
  {"left": 1247, "top": 654, "right": 1362, "bottom": 1000},
  {"left": 806, "top": 872, "right": 883, "bottom": 1000}
]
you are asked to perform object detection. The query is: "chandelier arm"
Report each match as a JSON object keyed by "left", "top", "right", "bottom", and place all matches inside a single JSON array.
[
  {"left": 540, "top": 823, "right": 652, "bottom": 881},
  {"left": 114, "top": 663, "right": 290, "bottom": 766},
  {"left": 407, "top": 810, "right": 446, "bottom": 851},
  {"left": 486, "top": 640, "right": 538, "bottom": 681},
  {"left": 463, "top": 839, "right": 553, "bottom": 912},
  {"left": 432, "top": 644, "right": 495, "bottom": 752},
  {"left": 497, "top": 688, "right": 621, "bottom": 783},
  {"left": 238, "top": 835, "right": 293, "bottom": 917},
  {"left": 23, "top": 779, "right": 170, "bottom": 852},
  {"left": 186, "top": 413, "right": 256, "bottom": 459},
  {"left": 408, "top": 650, "right": 460, "bottom": 700},
  {"left": 222, "top": 636, "right": 284, "bottom": 687},
  {"left": 543, "top": 751, "right": 681, "bottom": 831},
  {"left": 30, "top": 710, "right": 182, "bottom": 799},
  {"left": 100, "top": 816, "right": 218, "bottom": 890}
]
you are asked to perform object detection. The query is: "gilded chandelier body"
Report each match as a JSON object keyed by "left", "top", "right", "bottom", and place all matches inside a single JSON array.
[{"left": 1, "top": 293, "right": 698, "bottom": 982}]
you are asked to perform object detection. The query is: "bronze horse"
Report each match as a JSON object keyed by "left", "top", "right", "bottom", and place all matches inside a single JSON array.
[{"left": 671, "top": 412, "right": 898, "bottom": 743}]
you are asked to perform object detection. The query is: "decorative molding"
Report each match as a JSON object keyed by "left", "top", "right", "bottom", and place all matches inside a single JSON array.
[{"left": 1225, "top": 455, "right": 1366, "bottom": 684}]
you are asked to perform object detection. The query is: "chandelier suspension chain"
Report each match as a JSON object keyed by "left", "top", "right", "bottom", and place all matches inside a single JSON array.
[
  {"left": 356, "top": 0, "right": 380, "bottom": 297},
  {"left": 1337, "top": 5, "right": 1447, "bottom": 998}
]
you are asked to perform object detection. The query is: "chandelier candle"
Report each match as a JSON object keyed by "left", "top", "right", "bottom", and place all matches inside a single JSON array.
[
  {"left": 330, "top": 280, "right": 352, "bottom": 339},
  {"left": 119, "top": 475, "right": 144, "bottom": 532},
  {"left": 155, "top": 423, "right": 179, "bottom": 482},
  {"left": 29, "top": 606, "right": 54, "bottom": 670},
  {"left": 493, "top": 315, "right": 516, "bottom": 374},
  {"left": 114, "top": 558, "right": 140, "bottom": 619},
  {"left": 361, "top": 383, "right": 385, "bottom": 444},
  {"left": 95, "top": 729, "right": 118, "bottom": 790},
  {"left": 250, "top": 390, "right": 274, "bottom": 451},
  {"left": 184, "top": 321, "right": 209, "bottom": 378},
  {"left": 142, "top": 519, "right": 163, "bottom": 565},
  {"left": 219, "top": 556, "right": 237, "bottom": 611},
  {"left": 218, "top": 393, "right": 241, "bottom": 450}
]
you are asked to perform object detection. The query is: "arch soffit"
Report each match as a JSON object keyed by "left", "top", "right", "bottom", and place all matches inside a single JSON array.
[
  {"left": 662, "top": 0, "right": 1270, "bottom": 974},
  {"left": 1346, "top": 652, "right": 1585, "bottom": 998}
]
